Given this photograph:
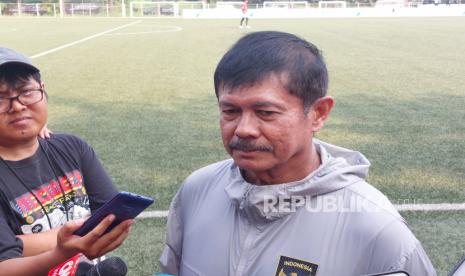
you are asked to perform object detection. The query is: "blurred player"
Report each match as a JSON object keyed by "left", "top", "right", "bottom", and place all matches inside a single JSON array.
[{"left": 239, "top": 0, "right": 250, "bottom": 28}]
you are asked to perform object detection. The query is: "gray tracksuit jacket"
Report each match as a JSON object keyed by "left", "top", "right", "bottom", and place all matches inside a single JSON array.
[{"left": 160, "top": 140, "right": 436, "bottom": 276}]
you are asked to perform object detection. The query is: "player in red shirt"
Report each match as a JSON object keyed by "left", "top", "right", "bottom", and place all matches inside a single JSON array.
[{"left": 239, "top": 0, "right": 250, "bottom": 28}]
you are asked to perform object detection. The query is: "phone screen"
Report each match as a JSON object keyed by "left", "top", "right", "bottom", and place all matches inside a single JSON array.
[{"left": 73, "top": 191, "right": 154, "bottom": 236}]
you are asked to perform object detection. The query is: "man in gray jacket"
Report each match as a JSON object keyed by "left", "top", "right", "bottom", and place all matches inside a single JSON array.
[{"left": 159, "top": 31, "right": 436, "bottom": 276}]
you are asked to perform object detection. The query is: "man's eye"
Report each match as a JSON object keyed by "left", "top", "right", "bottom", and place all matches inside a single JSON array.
[
  {"left": 257, "top": 110, "right": 275, "bottom": 116},
  {"left": 222, "top": 109, "right": 239, "bottom": 115}
]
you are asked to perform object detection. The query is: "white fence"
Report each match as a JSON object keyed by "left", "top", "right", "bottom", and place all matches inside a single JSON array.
[
  {"left": 263, "top": 1, "right": 309, "bottom": 8},
  {"left": 128, "top": 1, "right": 205, "bottom": 17},
  {"left": 318, "top": 0, "right": 346, "bottom": 8},
  {"left": 0, "top": 2, "right": 127, "bottom": 17},
  {"left": 1, "top": 1, "right": 465, "bottom": 18}
]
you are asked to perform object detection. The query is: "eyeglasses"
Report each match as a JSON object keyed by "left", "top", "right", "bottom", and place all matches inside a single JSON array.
[{"left": 0, "top": 89, "right": 44, "bottom": 114}]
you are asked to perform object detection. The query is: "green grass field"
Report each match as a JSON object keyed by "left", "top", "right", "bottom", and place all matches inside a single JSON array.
[{"left": 1, "top": 17, "right": 464, "bottom": 275}]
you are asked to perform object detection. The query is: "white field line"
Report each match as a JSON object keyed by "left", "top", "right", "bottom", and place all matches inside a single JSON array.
[
  {"left": 138, "top": 210, "right": 169, "bottom": 218},
  {"left": 137, "top": 203, "right": 465, "bottom": 219},
  {"left": 395, "top": 203, "right": 465, "bottom": 212},
  {"left": 105, "top": 25, "right": 183, "bottom": 36},
  {"left": 29, "top": 20, "right": 141, "bottom": 59}
]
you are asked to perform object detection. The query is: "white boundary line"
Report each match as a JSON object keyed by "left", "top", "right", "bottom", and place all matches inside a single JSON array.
[
  {"left": 138, "top": 210, "right": 169, "bottom": 218},
  {"left": 29, "top": 20, "right": 141, "bottom": 60},
  {"left": 137, "top": 203, "right": 465, "bottom": 219},
  {"left": 0, "top": 28, "right": 19, "bottom": 33},
  {"left": 395, "top": 203, "right": 465, "bottom": 212},
  {"left": 106, "top": 26, "right": 183, "bottom": 36}
]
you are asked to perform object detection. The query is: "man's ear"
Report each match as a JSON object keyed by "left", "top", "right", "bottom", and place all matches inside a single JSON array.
[
  {"left": 309, "top": 96, "right": 334, "bottom": 132},
  {"left": 40, "top": 82, "right": 48, "bottom": 99}
]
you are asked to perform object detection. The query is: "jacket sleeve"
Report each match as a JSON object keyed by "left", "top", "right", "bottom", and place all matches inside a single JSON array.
[
  {"left": 367, "top": 219, "right": 437, "bottom": 276},
  {"left": 159, "top": 188, "right": 184, "bottom": 275},
  {"left": 392, "top": 241, "right": 437, "bottom": 276}
]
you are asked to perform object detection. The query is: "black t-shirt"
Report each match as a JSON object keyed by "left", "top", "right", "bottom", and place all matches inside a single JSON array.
[{"left": 0, "top": 134, "right": 118, "bottom": 261}]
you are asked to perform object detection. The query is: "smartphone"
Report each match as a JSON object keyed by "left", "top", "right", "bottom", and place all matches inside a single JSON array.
[
  {"left": 449, "top": 255, "right": 465, "bottom": 276},
  {"left": 365, "top": 272, "right": 409, "bottom": 276},
  {"left": 73, "top": 191, "right": 154, "bottom": 236}
]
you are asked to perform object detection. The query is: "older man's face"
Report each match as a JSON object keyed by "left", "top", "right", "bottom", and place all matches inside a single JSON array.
[
  {"left": 218, "top": 75, "right": 317, "bottom": 177},
  {"left": 0, "top": 77, "right": 47, "bottom": 145}
]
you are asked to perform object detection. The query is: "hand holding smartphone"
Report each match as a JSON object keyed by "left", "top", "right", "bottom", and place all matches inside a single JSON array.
[{"left": 73, "top": 191, "right": 154, "bottom": 236}]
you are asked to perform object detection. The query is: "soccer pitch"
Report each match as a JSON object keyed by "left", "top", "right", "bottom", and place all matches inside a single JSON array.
[{"left": 1, "top": 17, "right": 464, "bottom": 275}]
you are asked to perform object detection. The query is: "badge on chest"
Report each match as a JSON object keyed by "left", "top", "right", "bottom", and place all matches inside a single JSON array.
[{"left": 275, "top": 255, "right": 318, "bottom": 276}]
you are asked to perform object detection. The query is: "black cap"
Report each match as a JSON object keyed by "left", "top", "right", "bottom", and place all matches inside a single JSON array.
[{"left": 0, "top": 47, "right": 40, "bottom": 73}]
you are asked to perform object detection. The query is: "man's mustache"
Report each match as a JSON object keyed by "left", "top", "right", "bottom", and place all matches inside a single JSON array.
[{"left": 229, "top": 140, "right": 273, "bottom": 152}]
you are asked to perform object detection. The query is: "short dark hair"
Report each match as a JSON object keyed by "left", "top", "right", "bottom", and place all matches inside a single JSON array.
[
  {"left": 214, "top": 31, "right": 328, "bottom": 112},
  {"left": 0, "top": 63, "right": 42, "bottom": 89}
]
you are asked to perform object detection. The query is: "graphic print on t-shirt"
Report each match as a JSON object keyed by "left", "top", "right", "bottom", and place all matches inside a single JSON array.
[{"left": 11, "top": 170, "right": 90, "bottom": 234}]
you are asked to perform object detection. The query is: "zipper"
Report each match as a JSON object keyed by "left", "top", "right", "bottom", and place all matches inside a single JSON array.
[
  {"left": 239, "top": 185, "right": 252, "bottom": 210},
  {"left": 236, "top": 185, "right": 255, "bottom": 275},
  {"left": 235, "top": 217, "right": 256, "bottom": 275}
]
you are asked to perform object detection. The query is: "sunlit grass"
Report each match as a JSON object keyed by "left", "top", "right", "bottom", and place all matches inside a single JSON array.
[{"left": 1, "top": 16, "right": 464, "bottom": 275}]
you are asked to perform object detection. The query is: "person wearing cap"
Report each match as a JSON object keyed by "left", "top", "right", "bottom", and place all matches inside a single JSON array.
[{"left": 0, "top": 47, "right": 134, "bottom": 275}]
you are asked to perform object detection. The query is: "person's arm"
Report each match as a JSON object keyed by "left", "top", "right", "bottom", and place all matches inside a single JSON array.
[
  {"left": 394, "top": 241, "right": 437, "bottom": 276},
  {"left": 367, "top": 220, "right": 437, "bottom": 276},
  {"left": 0, "top": 215, "right": 133, "bottom": 276},
  {"left": 0, "top": 246, "right": 69, "bottom": 276},
  {"left": 16, "top": 227, "right": 60, "bottom": 256}
]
